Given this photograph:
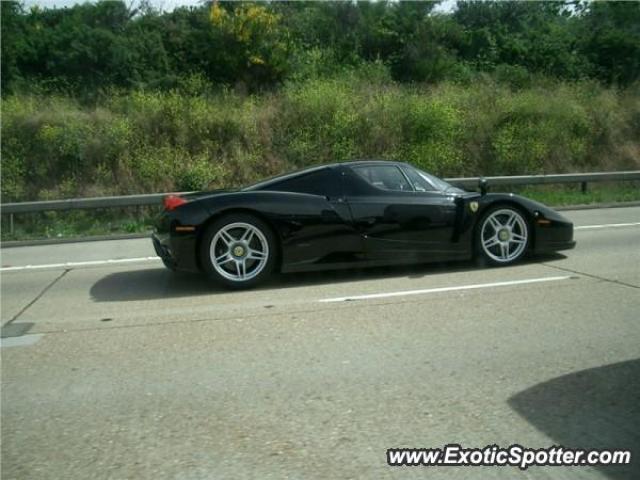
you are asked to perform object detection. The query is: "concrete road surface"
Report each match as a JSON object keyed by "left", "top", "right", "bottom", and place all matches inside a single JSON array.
[{"left": 1, "top": 206, "right": 639, "bottom": 480}]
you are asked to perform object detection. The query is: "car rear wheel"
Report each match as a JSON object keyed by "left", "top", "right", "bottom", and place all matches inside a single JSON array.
[
  {"left": 200, "top": 214, "right": 276, "bottom": 288},
  {"left": 477, "top": 206, "right": 530, "bottom": 266}
]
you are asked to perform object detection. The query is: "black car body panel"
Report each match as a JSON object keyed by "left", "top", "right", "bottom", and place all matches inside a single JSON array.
[{"left": 152, "top": 161, "right": 575, "bottom": 274}]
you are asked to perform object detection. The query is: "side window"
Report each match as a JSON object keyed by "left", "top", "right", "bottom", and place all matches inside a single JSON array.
[
  {"left": 262, "top": 168, "right": 341, "bottom": 198},
  {"left": 352, "top": 165, "right": 413, "bottom": 192}
]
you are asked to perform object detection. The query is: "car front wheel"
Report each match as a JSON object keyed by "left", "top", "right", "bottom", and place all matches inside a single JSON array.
[
  {"left": 477, "top": 206, "right": 530, "bottom": 266},
  {"left": 200, "top": 214, "right": 276, "bottom": 288}
]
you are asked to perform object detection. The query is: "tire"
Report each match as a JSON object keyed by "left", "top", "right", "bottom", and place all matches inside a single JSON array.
[
  {"left": 199, "top": 213, "right": 277, "bottom": 289},
  {"left": 476, "top": 206, "right": 530, "bottom": 266}
]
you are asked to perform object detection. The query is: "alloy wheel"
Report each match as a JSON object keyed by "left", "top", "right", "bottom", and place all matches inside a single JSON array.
[
  {"left": 209, "top": 222, "right": 269, "bottom": 282},
  {"left": 480, "top": 208, "right": 528, "bottom": 263}
]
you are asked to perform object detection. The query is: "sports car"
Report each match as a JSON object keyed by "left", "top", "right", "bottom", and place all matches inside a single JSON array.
[{"left": 152, "top": 160, "right": 575, "bottom": 288}]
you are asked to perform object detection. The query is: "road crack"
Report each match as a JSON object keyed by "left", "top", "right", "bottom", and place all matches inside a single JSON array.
[
  {"left": 3, "top": 269, "right": 70, "bottom": 328},
  {"left": 542, "top": 263, "right": 639, "bottom": 290}
]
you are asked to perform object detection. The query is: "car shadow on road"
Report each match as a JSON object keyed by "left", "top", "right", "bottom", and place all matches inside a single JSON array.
[
  {"left": 89, "top": 268, "right": 213, "bottom": 302},
  {"left": 509, "top": 358, "right": 640, "bottom": 480},
  {"left": 90, "top": 253, "right": 567, "bottom": 302}
]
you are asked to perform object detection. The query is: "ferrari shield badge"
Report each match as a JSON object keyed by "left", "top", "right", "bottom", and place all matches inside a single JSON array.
[{"left": 469, "top": 201, "right": 479, "bottom": 213}]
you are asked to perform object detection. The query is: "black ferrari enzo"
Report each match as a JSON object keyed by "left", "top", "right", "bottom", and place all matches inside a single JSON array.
[{"left": 152, "top": 161, "right": 575, "bottom": 288}]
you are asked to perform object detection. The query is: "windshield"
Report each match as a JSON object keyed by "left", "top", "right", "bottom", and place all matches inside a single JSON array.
[{"left": 403, "top": 166, "right": 462, "bottom": 193}]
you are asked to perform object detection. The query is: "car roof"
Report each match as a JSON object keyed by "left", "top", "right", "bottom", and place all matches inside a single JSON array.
[
  {"left": 334, "top": 159, "right": 409, "bottom": 168},
  {"left": 243, "top": 164, "right": 329, "bottom": 191},
  {"left": 244, "top": 160, "right": 410, "bottom": 190}
]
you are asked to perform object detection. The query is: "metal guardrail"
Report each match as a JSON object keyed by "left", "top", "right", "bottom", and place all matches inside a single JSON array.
[
  {"left": 447, "top": 171, "right": 640, "bottom": 189},
  {"left": 1, "top": 192, "right": 181, "bottom": 214},
  {"left": 1, "top": 171, "right": 639, "bottom": 215}
]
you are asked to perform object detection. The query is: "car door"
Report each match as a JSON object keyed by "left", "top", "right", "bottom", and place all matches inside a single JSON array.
[
  {"left": 342, "top": 164, "right": 459, "bottom": 260},
  {"left": 259, "top": 167, "right": 365, "bottom": 268}
]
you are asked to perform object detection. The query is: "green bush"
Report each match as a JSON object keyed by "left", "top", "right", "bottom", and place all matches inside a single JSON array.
[
  {"left": 2, "top": 73, "right": 639, "bottom": 203},
  {"left": 491, "top": 87, "right": 591, "bottom": 174}
]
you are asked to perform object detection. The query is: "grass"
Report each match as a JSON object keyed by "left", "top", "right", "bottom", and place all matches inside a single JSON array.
[
  {"left": 1, "top": 207, "right": 160, "bottom": 242},
  {"left": 515, "top": 183, "right": 640, "bottom": 206},
  {"left": 2, "top": 183, "right": 638, "bottom": 242}
]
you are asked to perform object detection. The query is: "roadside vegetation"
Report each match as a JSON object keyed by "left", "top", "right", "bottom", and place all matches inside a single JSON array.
[
  {"left": 4, "top": 77, "right": 640, "bottom": 203},
  {"left": 1, "top": 1, "right": 640, "bottom": 239}
]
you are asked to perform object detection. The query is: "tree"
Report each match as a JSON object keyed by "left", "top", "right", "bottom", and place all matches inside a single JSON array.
[{"left": 580, "top": 1, "right": 640, "bottom": 86}]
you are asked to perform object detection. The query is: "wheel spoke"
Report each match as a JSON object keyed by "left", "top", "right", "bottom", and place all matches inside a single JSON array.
[
  {"left": 483, "top": 236, "right": 499, "bottom": 249},
  {"left": 236, "top": 260, "right": 246, "bottom": 279},
  {"left": 216, "top": 252, "right": 234, "bottom": 265},
  {"left": 499, "top": 243, "right": 509, "bottom": 259},
  {"left": 247, "top": 248, "right": 266, "bottom": 260},
  {"left": 489, "top": 216, "right": 502, "bottom": 230},
  {"left": 219, "top": 229, "right": 235, "bottom": 246},
  {"left": 506, "top": 213, "right": 517, "bottom": 228},
  {"left": 240, "top": 228, "right": 255, "bottom": 243}
]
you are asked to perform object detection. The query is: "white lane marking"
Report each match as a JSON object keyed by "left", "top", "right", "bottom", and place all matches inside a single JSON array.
[
  {"left": 319, "top": 276, "right": 573, "bottom": 303},
  {"left": 575, "top": 222, "right": 640, "bottom": 230},
  {"left": 1, "top": 334, "right": 44, "bottom": 348},
  {"left": 0, "top": 256, "right": 161, "bottom": 272}
]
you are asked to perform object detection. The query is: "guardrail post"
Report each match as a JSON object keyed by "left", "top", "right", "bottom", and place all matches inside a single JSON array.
[{"left": 581, "top": 181, "right": 588, "bottom": 194}]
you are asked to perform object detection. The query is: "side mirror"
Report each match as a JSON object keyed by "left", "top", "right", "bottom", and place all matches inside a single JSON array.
[{"left": 479, "top": 177, "right": 488, "bottom": 196}]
